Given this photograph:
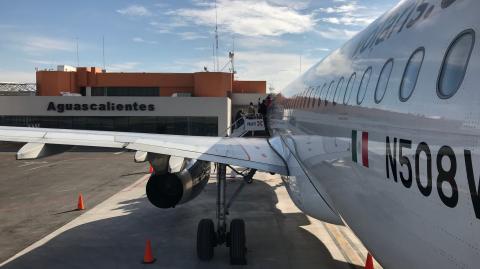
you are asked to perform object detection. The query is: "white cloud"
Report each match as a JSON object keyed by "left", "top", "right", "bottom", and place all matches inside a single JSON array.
[
  {"left": 28, "top": 59, "right": 68, "bottom": 65},
  {"left": 267, "top": 0, "right": 311, "bottom": 10},
  {"left": 149, "top": 21, "right": 172, "bottom": 34},
  {"left": 107, "top": 62, "right": 140, "bottom": 72},
  {"left": 317, "top": 1, "right": 380, "bottom": 27},
  {"left": 178, "top": 32, "right": 208, "bottom": 40},
  {"left": 132, "top": 37, "right": 157, "bottom": 44},
  {"left": 23, "top": 36, "right": 75, "bottom": 52},
  {"left": 234, "top": 51, "right": 317, "bottom": 91},
  {"left": 319, "top": 3, "right": 361, "bottom": 14},
  {"left": 117, "top": 5, "right": 151, "bottom": 17},
  {"left": 170, "top": 0, "right": 315, "bottom": 37},
  {"left": 310, "top": 47, "right": 331, "bottom": 52},
  {"left": 321, "top": 16, "right": 374, "bottom": 26},
  {"left": 0, "top": 70, "right": 35, "bottom": 83},
  {"left": 317, "top": 28, "right": 359, "bottom": 40},
  {"left": 235, "top": 36, "right": 288, "bottom": 49}
]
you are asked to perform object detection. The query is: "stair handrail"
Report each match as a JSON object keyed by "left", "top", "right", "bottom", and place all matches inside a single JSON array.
[{"left": 224, "top": 116, "right": 247, "bottom": 136}]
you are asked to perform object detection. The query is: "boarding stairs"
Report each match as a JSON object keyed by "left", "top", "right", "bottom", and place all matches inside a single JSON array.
[{"left": 227, "top": 115, "right": 267, "bottom": 138}]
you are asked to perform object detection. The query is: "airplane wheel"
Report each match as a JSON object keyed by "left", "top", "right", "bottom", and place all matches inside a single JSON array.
[
  {"left": 229, "top": 219, "right": 247, "bottom": 265},
  {"left": 197, "top": 219, "right": 215, "bottom": 261}
]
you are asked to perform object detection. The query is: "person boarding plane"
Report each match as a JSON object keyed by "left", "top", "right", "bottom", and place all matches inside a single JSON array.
[{"left": 0, "top": 0, "right": 478, "bottom": 267}]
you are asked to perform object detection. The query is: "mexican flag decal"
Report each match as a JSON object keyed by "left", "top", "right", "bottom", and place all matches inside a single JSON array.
[{"left": 352, "top": 130, "right": 369, "bottom": 167}]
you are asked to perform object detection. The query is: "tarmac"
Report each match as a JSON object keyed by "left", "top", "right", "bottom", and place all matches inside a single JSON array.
[{"left": 0, "top": 142, "right": 382, "bottom": 269}]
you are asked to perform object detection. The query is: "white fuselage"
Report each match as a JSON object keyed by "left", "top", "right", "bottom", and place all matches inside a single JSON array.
[{"left": 270, "top": 0, "right": 480, "bottom": 268}]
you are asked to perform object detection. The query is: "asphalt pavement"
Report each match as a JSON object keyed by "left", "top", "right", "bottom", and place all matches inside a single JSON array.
[
  {"left": 0, "top": 142, "right": 147, "bottom": 263},
  {"left": 0, "top": 142, "right": 381, "bottom": 268}
]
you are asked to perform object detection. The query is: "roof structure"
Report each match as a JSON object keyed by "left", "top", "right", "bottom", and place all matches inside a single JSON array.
[{"left": 0, "top": 83, "right": 36, "bottom": 96}]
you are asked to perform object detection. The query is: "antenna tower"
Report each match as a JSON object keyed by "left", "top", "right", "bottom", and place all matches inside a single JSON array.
[
  {"left": 231, "top": 36, "right": 235, "bottom": 78},
  {"left": 214, "top": 0, "right": 219, "bottom": 71}
]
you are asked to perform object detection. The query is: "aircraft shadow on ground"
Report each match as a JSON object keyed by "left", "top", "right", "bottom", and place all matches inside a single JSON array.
[{"left": 2, "top": 178, "right": 361, "bottom": 269}]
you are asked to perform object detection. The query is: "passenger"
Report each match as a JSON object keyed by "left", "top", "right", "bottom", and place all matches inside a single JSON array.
[
  {"left": 258, "top": 100, "right": 270, "bottom": 136},
  {"left": 258, "top": 100, "right": 266, "bottom": 117},
  {"left": 247, "top": 102, "right": 256, "bottom": 118},
  {"left": 265, "top": 95, "right": 272, "bottom": 108}
]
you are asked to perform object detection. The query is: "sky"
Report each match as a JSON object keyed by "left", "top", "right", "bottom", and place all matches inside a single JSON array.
[{"left": 0, "top": 0, "right": 398, "bottom": 91}]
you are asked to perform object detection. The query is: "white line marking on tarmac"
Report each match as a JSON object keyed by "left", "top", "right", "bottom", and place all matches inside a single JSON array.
[
  {"left": 18, "top": 161, "right": 48, "bottom": 168},
  {"left": 114, "top": 151, "right": 125, "bottom": 155},
  {"left": 25, "top": 163, "right": 53, "bottom": 171}
]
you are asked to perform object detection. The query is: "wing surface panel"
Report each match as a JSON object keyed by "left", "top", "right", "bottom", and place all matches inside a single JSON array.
[{"left": 0, "top": 126, "right": 287, "bottom": 175}]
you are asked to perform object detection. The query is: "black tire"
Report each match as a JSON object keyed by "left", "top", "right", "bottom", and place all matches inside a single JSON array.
[
  {"left": 197, "top": 219, "right": 215, "bottom": 261},
  {"left": 229, "top": 219, "right": 247, "bottom": 265}
]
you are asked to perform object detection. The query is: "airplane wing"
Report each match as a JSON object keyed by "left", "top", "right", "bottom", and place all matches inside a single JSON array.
[{"left": 0, "top": 126, "right": 287, "bottom": 175}]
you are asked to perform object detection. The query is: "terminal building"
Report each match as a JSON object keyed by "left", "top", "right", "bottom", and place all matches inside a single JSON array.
[{"left": 0, "top": 66, "right": 267, "bottom": 136}]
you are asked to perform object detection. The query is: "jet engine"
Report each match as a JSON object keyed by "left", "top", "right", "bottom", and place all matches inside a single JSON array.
[{"left": 146, "top": 159, "right": 211, "bottom": 208}]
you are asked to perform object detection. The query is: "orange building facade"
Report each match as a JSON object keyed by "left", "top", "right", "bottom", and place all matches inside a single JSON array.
[{"left": 36, "top": 67, "right": 266, "bottom": 97}]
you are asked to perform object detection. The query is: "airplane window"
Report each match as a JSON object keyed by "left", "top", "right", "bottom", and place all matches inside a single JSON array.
[
  {"left": 306, "top": 86, "right": 315, "bottom": 107},
  {"left": 305, "top": 87, "right": 310, "bottom": 107},
  {"left": 300, "top": 90, "right": 307, "bottom": 108},
  {"left": 357, "top": 67, "right": 372, "bottom": 104},
  {"left": 334, "top": 77, "right": 345, "bottom": 105},
  {"left": 374, "top": 59, "right": 394, "bottom": 103},
  {"left": 306, "top": 87, "right": 314, "bottom": 107},
  {"left": 312, "top": 86, "right": 321, "bottom": 108},
  {"left": 343, "top": 73, "right": 357, "bottom": 104},
  {"left": 325, "top": 80, "right": 335, "bottom": 105},
  {"left": 400, "top": 47, "right": 425, "bottom": 102},
  {"left": 438, "top": 29, "right": 475, "bottom": 99},
  {"left": 318, "top": 83, "right": 327, "bottom": 106}
]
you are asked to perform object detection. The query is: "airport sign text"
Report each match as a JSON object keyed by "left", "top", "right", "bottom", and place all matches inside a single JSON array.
[{"left": 47, "top": 102, "right": 155, "bottom": 113}]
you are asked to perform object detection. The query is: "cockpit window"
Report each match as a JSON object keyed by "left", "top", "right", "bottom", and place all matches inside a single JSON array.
[
  {"left": 375, "top": 59, "right": 394, "bottom": 103},
  {"left": 438, "top": 29, "right": 475, "bottom": 99},
  {"left": 399, "top": 47, "right": 424, "bottom": 102},
  {"left": 343, "top": 73, "right": 356, "bottom": 104},
  {"left": 357, "top": 67, "right": 372, "bottom": 104}
]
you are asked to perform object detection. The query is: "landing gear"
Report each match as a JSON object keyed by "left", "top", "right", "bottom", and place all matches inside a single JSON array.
[
  {"left": 197, "top": 219, "right": 215, "bottom": 261},
  {"left": 196, "top": 163, "right": 253, "bottom": 265},
  {"left": 229, "top": 219, "right": 246, "bottom": 265}
]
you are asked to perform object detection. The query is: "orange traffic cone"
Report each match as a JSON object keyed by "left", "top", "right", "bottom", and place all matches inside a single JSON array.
[
  {"left": 149, "top": 165, "right": 154, "bottom": 174},
  {"left": 365, "top": 253, "right": 374, "bottom": 269},
  {"left": 142, "top": 240, "right": 156, "bottom": 264},
  {"left": 77, "top": 193, "right": 85, "bottom": 210}
]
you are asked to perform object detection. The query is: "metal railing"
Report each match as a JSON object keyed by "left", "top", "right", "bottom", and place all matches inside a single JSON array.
[{"left": 224, "top": 114, "right": 266, "bottom": 137}]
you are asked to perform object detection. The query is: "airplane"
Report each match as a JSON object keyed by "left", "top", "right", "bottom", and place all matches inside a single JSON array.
[{"left": 0, "top": 0, "right": 478, "bottom": 267}]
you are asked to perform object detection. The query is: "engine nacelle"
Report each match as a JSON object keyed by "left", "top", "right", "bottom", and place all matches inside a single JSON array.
[{"left": 146, "top": 159, "right": 211, "bottom": 208}]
